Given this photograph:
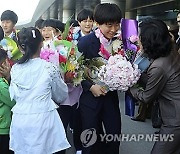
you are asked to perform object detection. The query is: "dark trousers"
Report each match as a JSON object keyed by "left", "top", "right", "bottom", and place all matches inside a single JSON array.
[
  {"left": 80, "top": 101, "right": 121, "bottom": 154},
  {"left": 151, "top": 126, "right": 180, "bottom": 154},
  {"left": 57, "top": 105, "right": 73, "bottom": 131},
  {"left": 0, "top": 134, "right": 14, "bottom": 154},
  {"left": 56, "top": 105, "right": 73, "bottom": 154},
  {"left": 73, "top": 106, "right": 83, "bottom": 151}
]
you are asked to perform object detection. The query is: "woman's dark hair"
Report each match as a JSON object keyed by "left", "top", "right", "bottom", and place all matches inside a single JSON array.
[
  {"left": 35, "top": 18, "right": 44, "bottom": 29},
  {"left": 94, "top": 3, "right": 122, "bottom": 25},
  {"left": 0, "top": 26, "right": 4, "bottom": 41},
  {"left": 53, "top": 19, "right": 65, "bottom": 32},
  {"left": 70, "top": 19, "right": 79, "bottom": 27},
  {"left": 41, "top": 19, "right": 64, "bottom": 32},
  {"left": 1, "top": 10, "right": 18, "bottom": 24},
  {"left": 41, "top": 19, "right": 57, "bottom": 29},
  {"left": 77, "top": 9, "right": 94, "bottom": 22},
  {"left": 139, "top": 18, "right": 172, "bottom": 59},
  {"left": 17, "top": 27, "right": 42, "bottom": 64}
]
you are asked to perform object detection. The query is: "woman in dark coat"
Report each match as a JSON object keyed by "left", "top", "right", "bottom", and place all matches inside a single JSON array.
[{"left": 130, "top": 18, "right": 180, "bottom": 154}]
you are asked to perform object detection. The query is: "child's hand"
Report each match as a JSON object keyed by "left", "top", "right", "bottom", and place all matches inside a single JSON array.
[
  {"left": 0, "top": 59, "right": 11, "bottom": 80},
  {"left": 89, "top": 84, "right": 107, "bottom": 97}
]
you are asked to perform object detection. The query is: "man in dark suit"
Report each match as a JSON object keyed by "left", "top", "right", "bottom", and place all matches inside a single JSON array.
[{"left": 77, "top": 3, "right": 122, "bottom": 154}]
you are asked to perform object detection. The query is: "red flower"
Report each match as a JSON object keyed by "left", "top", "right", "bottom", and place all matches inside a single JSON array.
[
  {"left": 118, "top": 49, "right": 125, "bottom": 57},
  {"left": 59, "top": 55, "right": 67, "bottom": 63}
]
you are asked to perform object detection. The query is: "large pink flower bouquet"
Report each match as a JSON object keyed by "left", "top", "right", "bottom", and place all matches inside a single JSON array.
[{"left": 98, "top": 54, "right": 141, "bottom": 91}]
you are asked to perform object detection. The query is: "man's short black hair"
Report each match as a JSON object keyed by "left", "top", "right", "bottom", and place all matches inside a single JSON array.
[
  {"left": 77, "top": 9, "right": 93, "bottom": 22},
  {"left": 1, "top": 10, "right": 18, "bottom": 24},
  {"left": 94, "top": 3, "right": 122, "bottom": 25}
]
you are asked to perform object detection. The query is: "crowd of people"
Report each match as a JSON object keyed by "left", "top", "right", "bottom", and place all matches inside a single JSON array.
[{"left": 0, "top": 3, "right": 180, "bottom": 154}]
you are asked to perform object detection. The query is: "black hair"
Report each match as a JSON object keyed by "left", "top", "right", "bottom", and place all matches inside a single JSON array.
[
  {"left": 70, "top": 19, "right": 79, "bottom": 27},
  {"left": 0, "top": 48, "right": 7, "bottom": 63},
  {"left": 53, "top": 19, "right": 65, "bottom": 32},
  {"left": 41, "top": 19, "right": 57, "bottom": 30},
  {"left": 77, "top": 9, "right": 93, "bottom": 22},
  {"left": 0, "top": 26, "right": 4, "bottom": 41},
  {"left": 94, "top": 3, "right": 122, "bottom": 25},
  {"left": 139, "top": 18, "right": 172, "bottom": 59},
  {"left": 1, "top": 10, "right": 18, "bottom": 24},
  {"left": 41, "top": 19, "right": 65, "bottom": 33},
  {"left": 17, "top": 27, "right": 43, "bottom": 64},
  {"left": 35, "top": 18, "right": 44, "bottom": 29}
]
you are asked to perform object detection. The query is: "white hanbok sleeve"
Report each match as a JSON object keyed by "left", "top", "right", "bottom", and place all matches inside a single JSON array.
[{"left": 48, "top": 64, "right": 68, "bottom": 103}]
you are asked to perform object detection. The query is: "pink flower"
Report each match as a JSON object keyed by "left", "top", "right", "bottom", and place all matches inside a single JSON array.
[
  {"left": 40, "top": 48, "right": 55, "bottom": 62},
  {"left": 129, "top": 35, "right": 139, "bottom": 43},
  {"left": 40, "top": 48, "right": 59, "bottom": 65}
]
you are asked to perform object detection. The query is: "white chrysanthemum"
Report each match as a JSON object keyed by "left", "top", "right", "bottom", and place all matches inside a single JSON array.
[{"left": 112, "top": 39, "right": 123, "bottom": 53}]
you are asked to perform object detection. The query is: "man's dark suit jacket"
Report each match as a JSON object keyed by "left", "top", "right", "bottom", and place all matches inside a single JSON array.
[{"left": 77, "top": 32, "right": 119, "bottom": 109}]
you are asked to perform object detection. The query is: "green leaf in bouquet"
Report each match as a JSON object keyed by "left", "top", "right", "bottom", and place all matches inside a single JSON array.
[
  {"left": 4, "top": 37, "right": 23, "bottom": 60},
  {"left": 62, "top": 14, "right": 74, "bottom": 40},
  {"left": 59, "top": 62, "right": 67, "bottom": 73},
  {"left": 85, "top": 57, "right": 107, "bottom": 68},
  {"left": 77, "top": 54, "right": 85, "bottom": 65},
  {"left": 54, "top": 40, "right": 71, "bottom": 48},
  {"left": 54, "top": 40, "right": 79, "bottom": 58}
]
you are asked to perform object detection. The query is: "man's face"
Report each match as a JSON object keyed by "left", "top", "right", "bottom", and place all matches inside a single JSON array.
[
  {"left": 78, "top": 17, "right": 93, "bottom": 35},
  {"left": 1, "top": 20, "right": 15, "bottom": 36},
  {"left": 177, "top": 13, "right": 180, "bottom": 27},
  {"left": 98, "top": 22, "right": 120, "bottom": 40}
]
